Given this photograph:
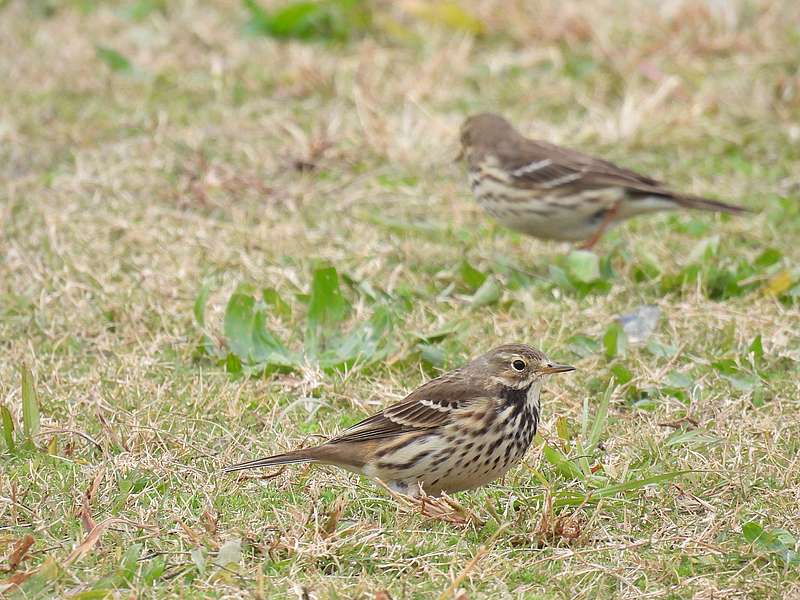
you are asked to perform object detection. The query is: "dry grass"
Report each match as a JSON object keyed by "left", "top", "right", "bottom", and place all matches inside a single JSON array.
[{"left": 1, "top": 0, "right": 800, "bottom": 597}]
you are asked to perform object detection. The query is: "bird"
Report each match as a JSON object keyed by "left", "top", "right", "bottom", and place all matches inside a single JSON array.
[
  {"left": 458, "top": 113, "right": 749, "bottom": 248},
  {"left": 224, "top": 344, "right": 574, "bottom": 496}
]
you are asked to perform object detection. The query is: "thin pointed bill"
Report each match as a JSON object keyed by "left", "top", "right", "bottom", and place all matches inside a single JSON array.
[{"left": 539, "top": 363, "right": 576, "bottom": 375}]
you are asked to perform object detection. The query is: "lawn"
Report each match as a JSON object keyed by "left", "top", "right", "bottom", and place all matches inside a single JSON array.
[{"left": 2, "top": 0, "right": 800, "bottom": 598}]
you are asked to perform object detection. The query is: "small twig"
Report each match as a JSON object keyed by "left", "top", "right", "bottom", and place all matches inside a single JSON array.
[{"left": 36, "top": 428, "right": 104, "bottom": 453}]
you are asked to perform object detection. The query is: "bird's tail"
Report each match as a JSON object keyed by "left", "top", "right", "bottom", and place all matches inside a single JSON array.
[
  {"left": 672, "top": 193, "right": 751, "bottom": 215},
  {"left": 223, "top": 448, "right": 319, "bottom": 473}
]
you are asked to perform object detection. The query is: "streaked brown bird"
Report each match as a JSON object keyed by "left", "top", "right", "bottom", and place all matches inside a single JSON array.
[
  {"left": 224, "top": 344, "right": 574, "bottom": 496},
  {"left": 458, "top": 113, "right": 749, "bottom": 248}
]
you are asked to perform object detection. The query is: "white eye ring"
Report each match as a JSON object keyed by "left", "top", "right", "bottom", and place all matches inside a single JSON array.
[{"left": 512, "top": 359, "right": 526, "bottom": 371}]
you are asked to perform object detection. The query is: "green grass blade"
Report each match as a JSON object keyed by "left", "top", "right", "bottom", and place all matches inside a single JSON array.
[
  {"left": 20, "top": 364, "right": 40, "bottom": 441},
  {"left": 1, "top": 403, "right": 15, "bottom": 453},
  {"left": 587, "top": 381, "right": 613, "bottom": 452}
]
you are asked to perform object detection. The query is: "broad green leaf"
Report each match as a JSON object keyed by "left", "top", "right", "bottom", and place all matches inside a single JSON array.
[
  {"left": 749, "top": 335, "right": 764, "bottom": 362},
  {"left": 610, "top": 363, "right": 632, "bottom": 385},
  {"left": 665, "top": 429, "right": 718, "bottom": 447},
  {"left": 244, "top": 0, "right": 371, "bottom": 42},
  {"left": 222, "top": 291, "right": 294, "bottom": 368},
  {"left": 459, "top": 260, "right": 487, "bottom": 291},
  {"left": 555, "top": 416, "right": 571, "bottom": 442},
  {"left": 251, "top": 310, "right": 294, "bottom": 366},
  {"left": 566, "top": 334, "right": 599, "bottom": 358},
  {"left": 193, "top": 283, "right": 212, "bottom": 327},
  {"left": 603, "top": 323, "right": 627, "bottom": 359},
  {"left": 141, "top": 555, "right": 166, "bottom": 585},
  {"left": 316, "top": 306, "right": 393, "bottom": 371},
  {"left": 214, "top": 538, "right": 242, "bottom": 570},
  {"left": 262, "top": 287, "right": 291, "bottom": 319},
  {"left": 665, "top": 371, "right": 693, "bottom": 389},
  {"left": 470, "top": 276, "right": 501, "bottom": 308},
  {"left": 566, "top": 250, "right": 601, "bottom": 284},
  {"left": 542, "top": 444, "right": 585, "bottom": 481},
  {"left": 191, "top": 548, "right": 206, "bottom": 576},
  {"left": 20, "top": 365, "right": 40, "bottom": 440},
  {"left": 1, "top": 404, "right": 15, "bottom": 452},
  {"left": 417, "top": 343, "right": 445, "bottom": 368},
  {"left": 224, "top": 293, "right": 258, "bottom": 359},
  {"left": 306, "top": 266, "right": 350, "bottom": 352},
  {"left": 754, "top": 248, "right": 782, "bottom": 269},
  {"left": 120, "top": 543, "right": 142, "bottom": 583},
  {"left": 646, "top": 339, "right": 677, "bottom": 358},
  {"left": 95, "top": 45, "right": 132, "bottom": 72},
  {"left": 742, "top": 521, "right": 765, "bottom": 543}
]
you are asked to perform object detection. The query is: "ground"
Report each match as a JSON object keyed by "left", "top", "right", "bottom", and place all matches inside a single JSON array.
[{"left": 2, "top": 0, "right": 800, "bottom": 598}]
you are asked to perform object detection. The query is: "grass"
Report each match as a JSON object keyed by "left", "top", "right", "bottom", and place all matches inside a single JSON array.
[{"left": 1, "top": 0, "right": 800, "bottom": 597}]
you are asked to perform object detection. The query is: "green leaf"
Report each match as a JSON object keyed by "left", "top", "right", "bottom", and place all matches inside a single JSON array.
[
  {"left": 141, "top": 555, "right": 166, "bottom": 585},
  {"left": 603, "top": 323, "right": 627, "bottom": 360},
  {"left": 742, "top": 520, "right": 800, "bottom": 566},
  {"left": 417, "top": 343, "right": 445, "bottom": 368},
  {"left": 610, "top": 363, "right": 632, "bottom": 385},
  {"left": 459, "top": 260, "right": 487, "bottom": 291},
  {"left": 194, "top": 283, "right": 212, "bottom": 327},
  {"left": 742, "top": 521, "right": 765, "bottom": 543},
  {"left": 20, "top": 364, "right": 40, "bottom": 441},
  {"left": 243, "top": 0, "right": 371, "bottom": 42},
  {"left": 542, "top": 443, "right": 585, "bottom": 481},
  {"left": 566, "top": 334, "right": 599, "bottom": 358},
  {"left": 95, "top": 45, "right": 132, "bottom": 72},
  {"left": 555, "top": 416, "right": 571, "bottom": 442},
  {"left": 646, "top": 339, "right": 677, "bottom": 358},
  {"left": 120, "top": 543, "right": 142, "bottom": 583},
  {"left": 665, "top": 429, "right": 718, "bottom": 447},
  {"left": 306, "top": 266, "right": 350, "bottom": 353},
  {"left": 316, "top": 306, "right": 394, "bottom": 371},
  {"left": 224, "top": 293, "right": 258, "bottom": 359},
  {"left": 665, "top": 371, "right": 693, "bottom": 389},
  {"left": 214, "top": 538, "right": 242, "bottom": 570},
  {"left": 586, "top": 383, "right": 612, "bottom": 452},
  {"left": 566, "top": 250, "right": 601, "bottom": 284},
  {"left": 223, "top": 291, "right": 294, "bottom": 368},
  {"left": 749, "top": 335, "right": 764, "bottom": 362},
  {"left": 1, "top": 404, "right": 15, "bottom": 453},
  {"left": 262, "top": 287, "right": 291, "bottom": 319},
  {"left": 191, "top": 548, "right": 206, "bottom": 576},
  {"left": 470, "top": 276, "right": 501, "bottom": 308}
]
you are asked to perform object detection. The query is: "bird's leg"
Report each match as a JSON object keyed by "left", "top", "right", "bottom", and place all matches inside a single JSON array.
[{"left": 578, "top": 202, "right": 621, "bottom": 250}]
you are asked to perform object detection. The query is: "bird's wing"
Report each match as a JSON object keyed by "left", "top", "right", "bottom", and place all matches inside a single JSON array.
[
  {"left": 329, "top": 373, "right": 486, "bottom": 444},
  {"left": 500, "top": 138, "right": 665, "bottom": 194}
]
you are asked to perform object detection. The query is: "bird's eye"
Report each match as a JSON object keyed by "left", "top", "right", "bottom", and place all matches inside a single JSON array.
[{"left": 512, "top": 359, "right": 526, "bottom": 371}]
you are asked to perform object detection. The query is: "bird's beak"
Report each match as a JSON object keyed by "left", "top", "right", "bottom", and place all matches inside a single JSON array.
[{"left": 539, "top": 363, "right": 576, "bottom": 375}]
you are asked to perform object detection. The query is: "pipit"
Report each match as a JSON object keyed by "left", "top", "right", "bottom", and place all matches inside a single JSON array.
[
  {"left": 224, "top": 344, "right": 574, "bottom": 496},
  {"left": 458, "top": 113, "right": 749, "bottom": 248}
]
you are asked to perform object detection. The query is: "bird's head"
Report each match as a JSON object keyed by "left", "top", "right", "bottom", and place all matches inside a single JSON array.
[
  {"left": 457, "top": 113, "right": 518, "bottom": 162},
  {"left": 472, "top": 343, "right": 575, "bottom": 390}
]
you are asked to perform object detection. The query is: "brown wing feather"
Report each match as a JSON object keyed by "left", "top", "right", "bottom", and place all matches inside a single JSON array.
[
  {"left": 499, "top": 138, "right": 662, "bottom": 192},
  {"left": 329, "top": 372, "right": 487, "bottom": 444}
]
